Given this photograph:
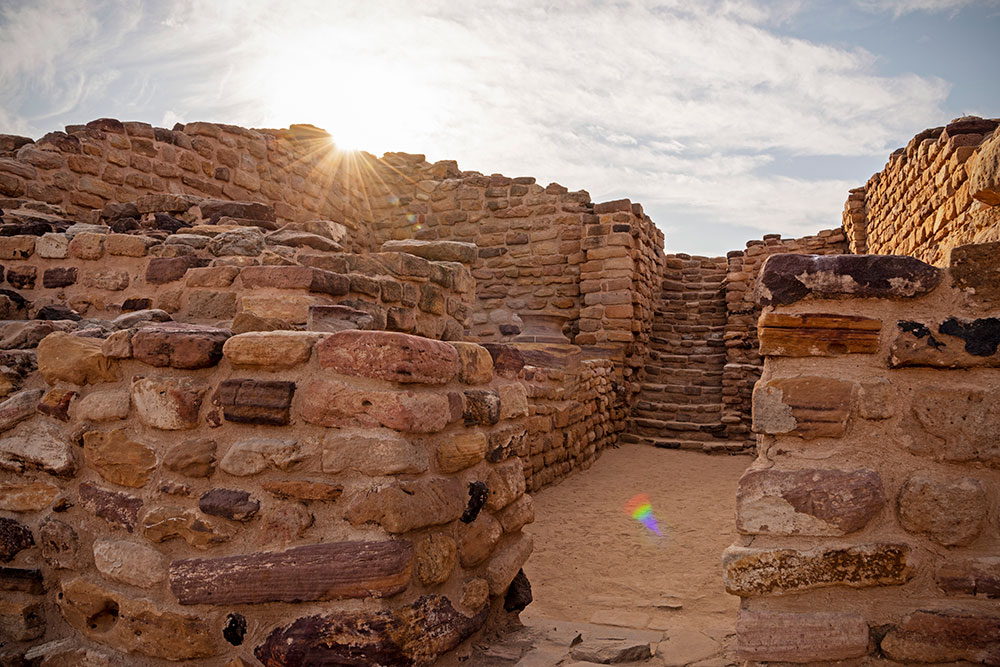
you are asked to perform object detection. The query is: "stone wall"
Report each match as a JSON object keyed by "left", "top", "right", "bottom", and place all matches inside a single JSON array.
[
  {"left": 727, "top": 248, "right": 1000, "bottom": 663},
  {"left": 843, "top": 116, "right": 1000, "bottom": 265}
]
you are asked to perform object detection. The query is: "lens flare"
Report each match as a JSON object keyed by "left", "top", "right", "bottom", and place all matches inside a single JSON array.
[{"left": 624, "top": 493, "right": 662, "bottom": 536}]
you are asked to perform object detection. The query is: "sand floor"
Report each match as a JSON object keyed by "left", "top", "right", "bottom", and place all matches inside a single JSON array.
[{"left": 516, "top": 444, "right": 752, "bottom": 665}]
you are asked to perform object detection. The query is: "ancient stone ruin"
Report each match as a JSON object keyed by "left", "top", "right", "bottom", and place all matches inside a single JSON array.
[{"left": 0, "top": 114, "right": 997, "bottom": 665}]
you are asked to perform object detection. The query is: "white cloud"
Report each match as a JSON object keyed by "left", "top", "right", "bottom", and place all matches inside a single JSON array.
[{"left": 855, "top": 0, "right": 1000, "bottom": 16}]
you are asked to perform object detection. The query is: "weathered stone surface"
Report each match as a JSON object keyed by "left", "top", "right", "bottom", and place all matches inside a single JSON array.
[
  {"left": 186, "top": 290, "right": 237, "bottom": 319},
  {"left": 570, "top": 639, "right": 652, "bottom": 664},
  {"left": 906, "top": 386, "right": 1000, "bottom": 465},
  {"left": 240, "top": 293, "right": 314, "bottom": 324},
  {"left": 463, "top": 389, "right": 500, "bottom": 426},
  {"left": 459, "top": 513, "right": 503, "bottom": 567},
  {"left": 0, "top": 320, "right": 75, "bottom": 350},
  {"left": 437, "top": 432, "right": 488, "bottom": 473},
  {"left": 59, "top": 578, "right": 216, "bottom": 660},
  {"left": 266, "top": 228, "right": 342, "bottom": 252},
  {"left": 185, "top": 265, "right": 240, "bottom": 288},
  {"left": 751, "top": 376, "right": 854, "bottom": 439},
  {"left": 300, "top": 378, "right": 452, "bottom": 433},
  {"left": 450, "top": 342, "right": 493, "bottom": 384},
  {"left": 131, "top": 323, "right": 229, "bottom": 369},
  {"left": 897, "top": 473, "right": 987, "bottom": 546},
  {"left": 487, "top": 458, "right": 526, "bottom": 511},
  {"left": 219, "top": 378, "right": 294, "bottom": 426},
  {"left": 73, "top": 389, "right": 130, "bottom": 422},
  {"left": 163, "top": 438, "right": 216, "bottom": 478},
  {"left": 0, "top": 423, "right": 76, "bottom": 476},
  {"left": 950, "top": 241, "right": 1000, "bottom": 302},
  {"left": 482, "top": 343, "right": 525, "bottom": 378},
  {"left": 498, "top": 383, "right": 529, "bottom": 420},
  {"left": 37, "top": 332, "right": 119, "bottom": 385},
  {"left": 936, "top": 556, "right": 1000, "bottom": 598},
  {"left": 0, "top": 599, "right": 44, "bottom": 642},
  {"left": 141, "top": 506, "right": 231, "bottom": 549},
  {"left": 131, "top": 377, "right": 207, "bottom": 430},
  {"left": 83, "top": 429, "right": 156, "bottom": 488},
  {"left": 969, "top": 130, "right": 1000, "bottom": 205},
  {"left": 881, "top": 610, "right": 1000, "bottom": 664},
  {"left": 169, "top": 540, "right": 413, "bottom": 605},
  {"left": 79, "top": 482, "right": 142, "bottom": 533},
  {"left": 736, "top": 467, "right": 885, "bottom": 536},
  {"left": 462, "top": 578, "right": 490, "bottom": 612},
  {"left": 723, "top": 543, "right": 913, "bottom": 596},
  {"left": 0, "top": 565, "right": 43, "bottom": 594},
  {"left": 497, "top": 494, "right": 535, "bottom": 533},
  {"left": 486, "top": 534, "right": 534, "bottom": 595},
  {"left": 0, "top": 388, "right": 44, "bottom": 433},
  {"left": 758, "top": 312, "right": 881, "bottom": 356},
  {"left": 93, "top": 539, "right": 166, "bottom": 588},
  {"left": 889, "top": 318, "right": 1000, "bottom": 368},
  {"left": 239, "top": 265, "right": 349, "bottom": 296},
  {"left": 316, "top": 330, "right": 459, "bottom": 384},
  {"left": 0, "top": 517, "right": 33, "bottom": 562},
  {"left": 200, "top": 199, "right": 276, "bottom": 224},
  {"left": 0, "top": 481, "right": 59, "bottom": 512},
  {"left": 231, "top": 310, "right": 294, "bottom": 334},
  {"left": 346, "top": 477, "right": 464, "bottom": 533},
  {"left": 38, "top": 517, "right": 81, "bottom": 568},
  {"left": 219, "top": 437, "right": 302, "bottom": 476},
  {"left": 757, "top": 253, "right": 943, "bottom": 306},
  {"left": 736, "top": 610, "right": 870, "bottom": 662},
  {"left": 112, "top": 308, "right": 171, "bottom": 329},
  {"left": 414, "top": 533, "right": 457, "bottom": 586},
  {"left": 254, "top": 594, "right": 485, "bottom": 666},
  {"left": 486, "top": 423, "right": 527, "bottom": 463},
  {"left": 145, "top": 255, "right": 208, "bottom": 284},
  {"left": 307, "top": 304, "right": 375, "bottom": 332},
  {"left": 206, "top": 227, "right": 264, "bottom": 256},
  {"left": 198, "top": 488, "right": 260, "bottom": 521},
  {"left": 222, "top": 331, "right": 318, "bottom": 368},
  {"left": 381, "top": 239, "right": 479, "bottom": 263},
  {"left": 321, "top": 427, "right": 428, "bottom": 475},
  {"left": 261, "top": 480, "right": 343, "bottom": 502}
]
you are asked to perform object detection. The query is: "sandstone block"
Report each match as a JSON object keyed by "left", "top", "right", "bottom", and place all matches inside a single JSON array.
[
  {"left": 497, "top": 494, "right": 535, "bottom": 533},
  {"left": 218, "top": 378, "right": 295, "bottom": 425},
  {"left": 105, "top": 233, "right": 154, "bottom": 256},
  {"left": 345, "top": 477, "right": 464, "bottom": 533},
  {"left": 321, "top": 427, "right": 428, "bottom": 475},
  {"left": 486, "top": 533, "right": 534, "bottom": 595},
  {"left": 0, "top": 235, "right": 34, "bottom": 259},
  {"left": 254, "top": 595, "right": 484, "bottom": 666},
  {"left": 131, "top": 377, "right": 207, "bottom": 430},
  {"left": 169, "top": 540, "right": 412, "bottom": 605},
  {"left": 751, "top": 376, "right": 853, "bottom": 439},
  {"left": 37, "top": 388, "right": 76, "bottom": 421},
  {"left": 141, "top": 506, "right": 231, "bottom": 549},
  {"left": 498, "top": 382, "right": 529, "bottom": 419},
  {"left": 42, "top": 266, "right": 77, "bottom": 287},
  {"left": 185, "top": 265, "right": 240, "bottom": 287},
  {"left": 240, "top": 293, "right": 314, "bottom": 323},
  {"left": 757, "top": 254, "right": 942, "bottom": 306},
  {"left": 186, "top": 289, "right": 237, "bottom": 319},
  {"left": 219, "top": 437, "right": 302, "bottom": 476},
  {"left": 449, "top": 342, "right": 493, "bottom": 384},
  {"left": 736, "top": 610, "right": 869, "bottom": 662},
  {"left": 78, "top": 482, "right": 142, "bottom": 532},
  {"left": 145, "top": 256, "right": 208, "bottom": 284},
  {"left": 936, "top": 556, "right": 1000, "bottom": 598},
  {"left": 38, "top": 517, "right": 82, "bottom": 568},
  {"left": 222, "top": 331, "right": 318, "bottom": 368},
  {"left": 132, "top": 323, "right": 229, "bottom": 369},
  {"left": 93, "top": 539, "right": 166, "bottom": 588},
  {"left": 299, "top": 378, "right": 452, "bottom": 433},
  {"left": 463, "top": 389, "right": 500, "bottom": 426},
  {"left": 0, "top": 481, "right": 59, "bottom": 512},
  {"left": 897, "top": 473, "right": 987, "bottom": 546},
  {"left": 486, "top": 422, "right": 527, "bottom": 463},
  {"left": 316, "top": 330, "right": 459, "bottom": 384},
  {"left": 487, "top": 458, "right": 527, "bottom": 511},
  {"left": 0, "top": 423, "right": 76, "bottom": 476},
  {"left": 907, "top": 386, "right": 1000, "bottom": 465},
  {"left": 459, "top": 513, "right": 503, "bottom": 567},
  {"left": 462, "top": 578, "right": 490, "bottom": 611},
  {"left": 83, "top": 429, "right": 156, "bottom": 488},
  {"left": 73, "top": 389, "right": 130, "bottom": 422},
  {"left": 758, "top": 312, "right": 881, "bottom": 356},
  {"left": 198, "top": 488, "right": 260, "bottom": 521},
  {"left": 414, "top": 533, "right": 457, "bottom": 585},
  {"left": 889, "top": 318, "right": 1000, "bottom": 368},
  {"left": 0, "top": 389, "right": 44, "bottom": 433},
  {"left": 736, "top": 467, "right": 884, "bottom": 536},
  {"left": 36, "top": 232, "right": 69, "bottom": 258},
  {"left": 969, "top": 130, "right": 1000, "bottom": 205},
  {"left": 261, "top": 480, "right": 343, "bottom": 502},
  {"left": 437, "top": 432, "right": 488, "bottom": 473},
  {"left": 950, "top": 241, "right": 1000, "bottom": 303},
  {"left": 307, "top": 303, "right": 376, "bottom": 332},
  {"left": 37, "top": 332, "right": 119, "bottom": 385},
  {"left": 0, "top": 321, "right": 74, "bottom": 350},
  {"left": 0, "top": 516, "right": 33, "bottom": 562},
  {"left": 881, "top": 610, "right": 1000, "bottom": 664},
  {"left": 0, "top": 598, "right": 43, "bottom": 641},
  {"left": 59, "top": 577, "right": 216, "bottom": 660},
  {"left": 381, "top": 239, "right": 479, "bottom": 263},
  {"left": 163, "top": 438, "right": 216, "bottom": 478},
  {"left": 239, "top": 264, "right": 349, "bottom": 295}
]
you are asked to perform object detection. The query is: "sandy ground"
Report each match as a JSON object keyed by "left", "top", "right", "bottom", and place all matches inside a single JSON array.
[{"left": 518, "top": 444, "right": 752, "bottom": 662}]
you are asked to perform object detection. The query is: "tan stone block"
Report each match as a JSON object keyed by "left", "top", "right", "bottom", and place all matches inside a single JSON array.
[
  {"left": 437, "top": 432, "right": 487, "bottom": 473},
  {"left": 758, "top": 312, "right": 881, "bottom": 356},
  {"left": 449, "top": 341, "right": 493, "bottom": 384},
  {"left": 74, "top": 389, "right": 130, "bottom": 422},
  {"left": 414, "top": 533, "right": 457, "bottom": 585},
  {"left": 487, "top": 458, "right": 526, "bottom": 511},
  {"left": 322, "top": 427, "right": 428, "bottom": 475},
  {"left": 241, "top": 294, "right": 314, "bottom": 324},
  {"left": 736, "top": 610, "right": 869, "bottom": 662},
  {"left": 93, "top": 539, "right": 166, "bottom": 588},
  {"left": 83, "top": 429, "right": 156, "bottom": 488},
  {"left": 751, "top": 376, "right": 854, "bottom": 439},
  {"left": 223, "top": 331, "right": 319, "bottom": 368},
  {"left": 68, "top": 232, "right": 105, "bottom": 260},
  {"left": 0, "top": 481, "right": 60, "bottom": 512},
  {"left": 105, "top": 233, "right": 154, "bottom": 257},
  {"left": 485, "top": 533, "right": 533, "bottom": 595},
  {"left": 897, "top": 472, "right": 987, "bottom": 546},
  {"left": 345, "top": 477, "right": 464, "bottom": 533},
  {"left": 299, "top": 379, "right": 452, "bottom": 433},
  {"left": 459, "top": 513, "right": 503, "bottom": 567},
  {"left": 37, "top": 332, "right": 120, "bottom": 385},
  {"left": 498, "top": 382, "right": 529, "bottom": 419}
]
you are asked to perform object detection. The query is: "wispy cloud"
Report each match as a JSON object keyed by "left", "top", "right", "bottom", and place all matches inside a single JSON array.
[
  {"left": 855, "top": 0, "right": 1000, "bottom": 16},
  {"left": 0, "top": 0, "right": 986, "bottom": 253}
]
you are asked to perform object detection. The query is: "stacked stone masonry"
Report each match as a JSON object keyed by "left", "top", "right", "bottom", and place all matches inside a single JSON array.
[{"left": 728, "top": 247, "right": 1000, "bottom": 664}]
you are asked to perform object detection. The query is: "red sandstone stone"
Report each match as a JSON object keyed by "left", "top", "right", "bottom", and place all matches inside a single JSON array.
[
  {"left": 316, "top": 330, "right": 459, "bottom": 384},
  {"left": 132, "top": 323, "right": 230, "bottom": 369},
  {"left": 299, "top": 379, "right": 452, "bottom": 433}
]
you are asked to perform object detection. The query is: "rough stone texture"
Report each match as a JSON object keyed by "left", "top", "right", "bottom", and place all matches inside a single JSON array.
[
  {"left": 321, "top": 428, "right": 428, "bottom": 476},
  {"left": 486, "top": 533, "right": 534, "bottom": 595},
  {"left": 969, "top": 130, "right": 1000, "bottom": 205},
  {"left": 757, "top": 254, "right": 943, "bottom": 306},
  {"left": 254, "top": 595, "right": 486, "bottom": 667},
  {"left": 437, "top": 432, "right": 488, "bottom": 473},
  {"left": 59, "top": 577, "right": 216, "bottom": 661},
  {"left": 219, "top": 437, "right": 302, "bottom": 476},
  {"left": 261, "top": 480, "right": 343, "bottom": 502},
  {"left": 486, "top": 458, "right": 527, "bottom": 511},
  {"left": 751, "top": 376, "right": 854, "bottom": 439},
  {"left": 936, "top": 556, "right": 1000, "bottom": 598},
  {"left": 0, "top": 516, "right": 33, "bottom": 562},
  {"left": 92, "top": 539, "right": 166, "bottom": 588},
  {"left": 0, "top": 481, "right": 60, "bottom": 511},
  {"left": 736, "top": 610, "right": 870, "bottom": 662},
  {"left": 140, "top": 506, "right": 231, "bottom": 549},
  {"left": 73, "top": 389, "right": 130, "bottom": 422},
  {"left": 723, "top": 544, "right": 913, "bottom": 596},
  {"left": 222, "top": 331, "right": 317, "bottom": 368},
  {"left": 83, "top": 429, "right": 156, "bottom": 488},
  {"left": 131, "top": 377, "right": 207, "bottom": 430},
  {"left": 0, "top": 389, "right": 45, "bottom": 433},
  {"left": 0, "top": 423, "right": 76, "bottom": 476},
  {"left": 381, "top": 239, "right": 478, "bottom": 263},
  {"left": 37, "top": 331, "right": 119, "bottom": 385},
  {"left": 79, "top": 482, "right": 142, "bottom": 533},
  {"left": 889, "top": 318, "right": 1000, "bottom": 368},
  {"left": 897, "top": 473, "right": 987, "bottom": 546},
  {"left": 131, "top": 323, "right": 229, "bottom": 369},
  {"left": 300, "top": 378, "right": 452, "bottom": 433},
  {"left": 218, "top": 378, "right": 294, "bottom": 426},
  {"left": 316, "top": 330, "right": 459, "bottom": 384},
  {"left": 950, "top": 241, "right": 1000, "bottom": 303},
  {"left": 758, "top": 312, "right": 881, "bottom": 356},
  {"left": 881, "top": 610, "right": 1000, "bottom": 664},
  {"left": 346, "top": 477, "right": 464, "bottom": 533},
  {"left": 450, "top": 341, "right": 494, "bottom": 384},
  {"left": 163, "top": 438, "right": 216, "bottom": 478},
  {"left": 414, "top": 533, "right": 457, "bottom": 586},
  {"left": 736, "top": 467, "right": 885, "bottom": 536},
  {"left": 38, "top": 517, "right": 82, "bottom": 568},
  {"left": 169, "top": 541, "right": 413, "bottom": 604},
  {"left": 198, "top": 488, "right": 260, "bottom": 521}
]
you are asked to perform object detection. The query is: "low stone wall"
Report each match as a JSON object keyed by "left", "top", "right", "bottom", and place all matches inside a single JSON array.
[
  {"left": 727, "top": 247, "right": 1000, "bottom": 663},
  {"left": 0, "top": 325, "right": 533, "bottom": 665},
  {"left": 844, "top": 116, "right": 1000, "bottom": 264}
]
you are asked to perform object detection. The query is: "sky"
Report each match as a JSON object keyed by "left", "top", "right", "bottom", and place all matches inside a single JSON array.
[{"left": 0, "top": 0, "right": 998, "bottom": 255}]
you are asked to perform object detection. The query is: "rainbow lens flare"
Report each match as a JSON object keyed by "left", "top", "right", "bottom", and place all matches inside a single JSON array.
[{"left": 624, "top": 493, "right": 662, "bottom": 536}]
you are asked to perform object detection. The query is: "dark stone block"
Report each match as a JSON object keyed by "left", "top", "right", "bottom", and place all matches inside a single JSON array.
[
  {"left": 35, "top": 304, "right": 81, "bottom": 321},
  {"left": 219, "top": 379, "right": 294, "bottom": 426},
  {"left": 78, "top": 482, "right": 142, "bottom": 532},
  {"left": 145, "top": 256, "right": 209, "bottom": 284},
  {"left": 0, "top": 566, "right": 43, "bottom": 594},
  {"left": 42, "top": 267, "right": 77, "bottom": 288},
  {"left": 132, "top": 322, "right": 230, "bottom": 369},
  {"left": 198, "top": 488, "right": 260, "bottom": 522},
  {"left": 463, "top": 389, "right": 501, "bottom": 426},
  {"left": 0, "top": 517, "right": 33, "bottom": 562},
  {"left": 504, "top": 569, "right": 533, "bottom": 612},
  {"left": 121, "top": 297, "right": 152, "bottom": 312},
  {"left": 460, "top": 481, "right": 489, "bottom": 524}
]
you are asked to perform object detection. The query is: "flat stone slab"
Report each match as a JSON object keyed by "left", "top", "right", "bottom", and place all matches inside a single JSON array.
[{"left": 381, "top": 239, "right": 478, "bottom": 264}]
